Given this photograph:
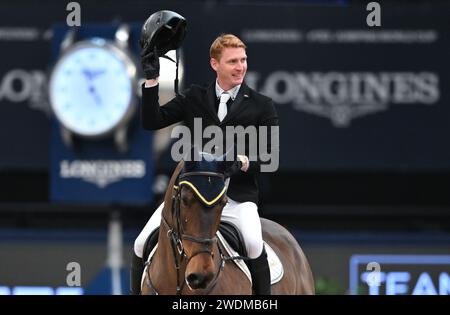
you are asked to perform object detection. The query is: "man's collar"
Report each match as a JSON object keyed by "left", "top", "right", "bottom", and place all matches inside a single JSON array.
[{"left": 215, "top": 80, "right": 241, "bottom": 100}]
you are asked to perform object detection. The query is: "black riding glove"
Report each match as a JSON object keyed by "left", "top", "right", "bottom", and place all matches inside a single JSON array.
[
  {"left": 140, "top": 46, "right": 160, "bottom": 80},
  {"left": 224, "top": 160, "right": 242, "bottom": 178}
]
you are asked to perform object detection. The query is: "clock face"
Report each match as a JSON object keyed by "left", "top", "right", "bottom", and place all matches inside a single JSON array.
[{"left": 49, "top": 40, "right": 136, "bottom": 137}]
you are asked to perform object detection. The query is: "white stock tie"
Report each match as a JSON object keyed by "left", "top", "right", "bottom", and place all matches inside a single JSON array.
[{"left": 218, "top": 92, "right": 231, "bottom": 122}]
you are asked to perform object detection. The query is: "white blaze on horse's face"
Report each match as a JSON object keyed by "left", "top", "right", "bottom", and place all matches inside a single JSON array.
[{"left": 180, "top": 187, "right": 227, "bottom": 291}]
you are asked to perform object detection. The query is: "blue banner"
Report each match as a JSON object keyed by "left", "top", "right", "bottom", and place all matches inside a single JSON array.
[{"left": 49, "top": 24, "right": 153, "bottom": 204}]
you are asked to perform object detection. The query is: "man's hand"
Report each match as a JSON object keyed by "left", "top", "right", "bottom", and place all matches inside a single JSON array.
[
  {"left": 237, "top": 155, "right": 249, "bottom": 172},
  {"left": 223, "top": 155, "right": 249, "bottom": 177},
  {"left": 224, "top": 160, "right": 242, "bottom": 178},
  {"left": 140, "top": 46, "right": 160, "bottom": 80}
]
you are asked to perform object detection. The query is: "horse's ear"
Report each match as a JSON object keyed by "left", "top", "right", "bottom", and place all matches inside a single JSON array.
[{"left": 183, "top": 145, "right": 201, "bottom": 171}]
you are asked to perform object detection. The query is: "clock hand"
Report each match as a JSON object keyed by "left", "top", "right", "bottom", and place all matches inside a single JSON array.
[
  {"left": 83, "top": 69, "right": 106, "bottom": 81},
  {"left": 90, "top": 69, "right": 106, "bottom": 78},
  {"left": 82, "top": 69, "right": 94, "bottom": 81},
  {"left": 88, "top": 85, "right": 102, "bottom": 105}
]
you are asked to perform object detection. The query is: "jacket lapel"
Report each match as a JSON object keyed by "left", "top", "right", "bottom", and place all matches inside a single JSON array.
[
  {"left": 205, "top": 82, "right": 221, "bottom": 124},
  {"left": 221, "top": 82, "right": 250, "bottom": 125}
]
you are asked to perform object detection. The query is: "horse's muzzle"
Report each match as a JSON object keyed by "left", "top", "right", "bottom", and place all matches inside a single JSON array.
[{"left": 186, "top": 271, "right": 214, "bottom": 290}]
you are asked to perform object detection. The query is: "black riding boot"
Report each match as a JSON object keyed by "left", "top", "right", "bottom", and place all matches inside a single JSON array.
[
  {"left": 247, "top": 247, "right": 271, "bottom": 295},
  {"left": 130, "top": 252, "right": 144, "bottom": 295}
]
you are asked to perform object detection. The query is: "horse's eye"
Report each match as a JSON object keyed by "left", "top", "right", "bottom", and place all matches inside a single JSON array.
[{"left": 181, "top": 196, "right": 189, "bottom": 206}]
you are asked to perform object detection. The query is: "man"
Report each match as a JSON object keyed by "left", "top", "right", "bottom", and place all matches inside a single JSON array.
[{"left": 131, "top": 34, "right": 279, "bottom": 295}]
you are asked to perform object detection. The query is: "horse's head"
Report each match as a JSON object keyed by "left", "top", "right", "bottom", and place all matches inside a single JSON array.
[{"left": 170, "top": 150, "right": 237, "bottom": 291}]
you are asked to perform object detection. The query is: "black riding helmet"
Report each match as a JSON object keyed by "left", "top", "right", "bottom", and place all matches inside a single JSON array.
[{"left": 140, "top": 10, "right": 187, "bottom": 57}]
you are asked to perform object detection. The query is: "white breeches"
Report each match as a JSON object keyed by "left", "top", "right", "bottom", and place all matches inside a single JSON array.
[{"left": 134, "top": 198, "right": 263, "bottom": 259}]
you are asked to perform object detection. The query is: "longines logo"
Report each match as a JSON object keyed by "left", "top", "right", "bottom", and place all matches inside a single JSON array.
[
  {"left": 0, "top": 69, "right": 50, "bottom": 114},
  {"left": 246, "top": 71, "right": 440, "bottom": 127},
  {"left": 60, "top": 160, "right": 146, "bottom": 188}
]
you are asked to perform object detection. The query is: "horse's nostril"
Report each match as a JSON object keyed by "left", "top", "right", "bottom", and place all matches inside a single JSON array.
[
  {"left": 204, "top": 272, "right": 214, "bottom": 283},
  {"left": 187, "top": 273, "right": 205, "bottom": 288},
  {"left": 187, "top": 272, "right": 217, "bottom": 290}
]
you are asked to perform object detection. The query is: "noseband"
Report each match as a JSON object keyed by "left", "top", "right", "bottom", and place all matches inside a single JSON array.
[{"left": 145, "top": 171, "right": 227, "bottom": 295}]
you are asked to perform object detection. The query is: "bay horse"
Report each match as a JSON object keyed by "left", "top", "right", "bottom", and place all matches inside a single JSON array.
[{"left": 141, "top": 158, "right": 315, "bottom": 295}]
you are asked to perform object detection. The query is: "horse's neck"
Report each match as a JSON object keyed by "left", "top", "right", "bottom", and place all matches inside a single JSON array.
[
  {"left": 148, "top": 210, "right": 187, "bottom": 294},
  {"left": 155, "top": 214, "right": 178, "bottom": 267},
  {"left": 158, "top": 159, "right": 184, "bottom": 253},
  {"left": 149, "top": 161, "right": 186, "bottom": 294}
]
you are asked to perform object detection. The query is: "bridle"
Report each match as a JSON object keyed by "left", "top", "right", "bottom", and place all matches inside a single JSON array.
[{"left": 144, "top": 171, "right": 227, "bottom": 295}]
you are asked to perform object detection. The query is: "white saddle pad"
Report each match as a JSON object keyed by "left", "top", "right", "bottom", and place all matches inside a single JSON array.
[{"left": 216, "top": 231, "right": 284, "bottom": 285}]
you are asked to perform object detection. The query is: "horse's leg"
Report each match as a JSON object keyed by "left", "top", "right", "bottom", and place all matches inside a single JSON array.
[{"left": 261, "top": 218, "right": 315, "bottom": 295}]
